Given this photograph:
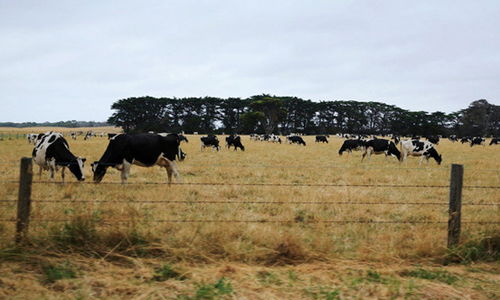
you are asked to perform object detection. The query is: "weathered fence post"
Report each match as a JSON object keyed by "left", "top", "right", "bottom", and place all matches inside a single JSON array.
[
  {"left": 16, "top": 157, "right": 33, "bottom": 244},
  {"left": 448, "top": 164, "right": 463, "bottom": 248}
]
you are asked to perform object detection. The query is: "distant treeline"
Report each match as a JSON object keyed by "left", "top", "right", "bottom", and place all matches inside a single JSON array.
[
  {"left": 107, "top": 95, "right": 500, "bottom": 137},
  {"left": 0, "top": 120, "right": 109, "bottom": 128}
]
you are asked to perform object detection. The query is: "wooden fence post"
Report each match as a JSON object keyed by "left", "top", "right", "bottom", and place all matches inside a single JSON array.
[
  {"left": 16, "top": 157, "right": 33, "bottom": 244},
  {"left": 448, "top": 164, "right": 463, "bottom": 248}
]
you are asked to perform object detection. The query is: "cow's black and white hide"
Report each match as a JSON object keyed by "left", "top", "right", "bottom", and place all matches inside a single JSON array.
[
  {"left": 426, "top": 135, "right": 440, "bottom": 145},
  {"left": 32, "top": 131, "right": 86, "bottom": 183},
  {"left": 470, "top": 137, "right": 485, "bottom": 147},
  {"left": 200, "top": 135, "right": 221, "bottom": 152},
  {"left": 91, "top": 133, "right": 185, "bottom": 184},
  {"left": 401, "top": 139, "right": 442, "bottom": 165},
  {"left": 315, "top": 135, "right": 328, "bottom": 143},
  {"left": 225, "top": 134, "right": 245, "bottom": 151},
  {"left": 158, "top": 133, "right": 188, "bottom": 143},
  {"left": 287, "top": 135, "right": 306, "bottom": 146},
  {"left": 27, "top": 133, "right": 38, "bottom": 144},
  {"left": 361, "top": 139, "right": 401, "bottom": 162},
  {"left": 338, "top": 139, "right": 365, "bottom": 156},
  {"left": 490, "top": 138, "right": 500, "bottom": 146}
]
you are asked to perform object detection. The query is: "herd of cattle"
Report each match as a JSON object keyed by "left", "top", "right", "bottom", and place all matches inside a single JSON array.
[{"left": 27, "top": 131, "right": 499, "bottom": 184}]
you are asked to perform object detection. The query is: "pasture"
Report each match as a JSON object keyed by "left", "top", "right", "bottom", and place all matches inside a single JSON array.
[{"left": 1, "top": 128, "right": 500, "bottom": 299}]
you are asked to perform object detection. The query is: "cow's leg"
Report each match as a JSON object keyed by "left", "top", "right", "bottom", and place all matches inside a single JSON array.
[
  {"left": 61, "top": 166, "right": 66, "bottom": 185},
  {"left": 48, "top": 159, "right": 57, "bottom": 182},
  {"left": 165, "top": 160, "right": 180, "bottom": 183},
  {"left": 419, "top": 156, "right": 425, "bottom": 165},
  {"left": 361, "top": 149, "right": 367, "bottom": 162},
  {"left": 120, "top": 161, "right": 132, "bottom": 184}
]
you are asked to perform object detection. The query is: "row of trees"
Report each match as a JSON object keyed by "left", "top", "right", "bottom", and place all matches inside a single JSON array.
[
  {"left": 107, "top": 95, "right": 500, "bottom": 137},
  {"left": 0, "top": 120, "right": 108, "bottom": 128}
]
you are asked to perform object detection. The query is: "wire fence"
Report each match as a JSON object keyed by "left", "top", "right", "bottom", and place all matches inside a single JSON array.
[{"left": 2, "top": 159, "right": 499, "bottom": 247}]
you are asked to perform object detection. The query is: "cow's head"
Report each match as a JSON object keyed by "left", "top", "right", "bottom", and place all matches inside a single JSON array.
[
  {"left": 68, "top": 157, "right": 86, "bottom": 181},
  {"left": 91, "top": 161, "right": 108, "bottom": 183},
  {"left": 436, "top": 154, "right": 443, "bottom": 165}
]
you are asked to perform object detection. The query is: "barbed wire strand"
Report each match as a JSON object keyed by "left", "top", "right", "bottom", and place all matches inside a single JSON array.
[
  {"left": 0, "top": 219, "right": 498, "bottom": 225},
  {"left": 1, "top": 199, "right": 499, "bottom": 207}
]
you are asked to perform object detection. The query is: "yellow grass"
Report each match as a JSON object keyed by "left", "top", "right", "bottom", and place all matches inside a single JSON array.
[{"left": 1, "top": 132, "right": 499, "bottom": 299}]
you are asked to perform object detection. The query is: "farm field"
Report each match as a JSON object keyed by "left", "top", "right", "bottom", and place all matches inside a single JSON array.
[{"left": 0, "top": 129, "right": 499, "bottom": 299}]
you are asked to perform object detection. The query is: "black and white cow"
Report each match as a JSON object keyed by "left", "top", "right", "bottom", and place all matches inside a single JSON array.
[
  {"left": 287, "top": 135, "right": 306, "bottom": 146},
  {"left": 401, "top": 139, "right": 442, "bottom": 165},
  {"left": 27, "top": 133, "right": 38, "bottom": 144},
  {"left": 315, "top": 135, "right": 328, "bottom": 143},
  {"left": 338, "top": 139, "right": 365, "bottom": 156},
  {"left": 490, "top": 138, "right": 500, "bottom": 146},
  {"left": 361, "top": 139, "right": 401, "bottom": 162},
  {"left": 200, "top": 135, "right": 221, "bottom": 152},
  {"left": 225, "top": 134, "right": 245, "bottom": 151},
  {"left": 32, "top": 131, "right": 86, "bottom": 183},
  {"left": 70, "top": 132, "right": 77, "bottom": 140},
  {"left": 91, "top": 133, "right": 185, "bottom": 184},
  {"left": 470, "top": 137, "right": 485, "bottom": 147},
  {"left": 84, "top": 131, "right": 96, "bottom": 140}
]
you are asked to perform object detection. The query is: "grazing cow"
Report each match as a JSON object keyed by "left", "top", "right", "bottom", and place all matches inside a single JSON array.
[
  {"left": 315, "top": 135, "right": 328, "bottom": 143},
  {"left": 470, "top": 137, "right": 485, "bottom": 147},
  {"left": 338, "top": 139, "right": 365, "bottom": 156},
  {"left": 200, "top": 134, "right": 221, "bottom": 152},
  {"left": 270, "top": 135, "right": 282, "bottom": 143},
  {"left": 490, "top": 138, "right": 500, "bottom": 146},
  {"left": 92, "top": 133, "right": 185, "bottom": 184},
  {"left": 401, "top": 139, "right": 442, "bottom": 165},
  {"left": 84, "top": 131, "right": 96, "bottom": 140},
  {"left": 70, "top": 132, "right": 77, "bottom": 140},
  {"left": 287, "top": 135, "right": 306, "bottom": 146},
  {"left": 32, "top": 131, "right": 86, "bottom": 183},
  {"left": 460, "top": 137, "right": 471, "bottom": 144},
  {"left": 225, "top": 134, "right": 245, "bottom": 151},
  {"left": 361, "top": 139, "right": 401, "bottom": 162}
]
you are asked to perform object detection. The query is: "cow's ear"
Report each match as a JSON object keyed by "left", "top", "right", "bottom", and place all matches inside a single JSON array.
[{"left": 82, "top": 158, "right": 87, "bottom": 162}]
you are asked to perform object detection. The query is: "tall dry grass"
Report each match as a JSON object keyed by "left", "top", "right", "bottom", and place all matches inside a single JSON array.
[{"left": 0, "top": 133, "right": 499, "bottom": 264}]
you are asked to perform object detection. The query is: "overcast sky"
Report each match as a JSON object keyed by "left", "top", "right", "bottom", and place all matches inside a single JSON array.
[{"left": 1, "top": 1, "right": 499, "bottom": 123}]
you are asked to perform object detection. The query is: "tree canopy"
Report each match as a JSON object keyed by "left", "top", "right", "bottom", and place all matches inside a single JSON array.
[{"left": 105, "top": 95, "right": 500, "bottom": 137}]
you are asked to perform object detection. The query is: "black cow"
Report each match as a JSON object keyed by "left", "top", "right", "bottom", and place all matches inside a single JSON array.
[
  {"left": 315, "top": 135, "right": 328, "bottom": 143},
  {"left": 460, "top": 137, "right": 471, "bottom": 144},
  {"left": 32, "top": 131, "right": 86, "bottom": 183},
  {"left": 338, "top": 139, "right": 365, "bottom": 156},
  {"left": 200, "top": 135, "right": 221, "bottom": 152},
  {"left": 91, "top": 133, "right": 185, "bottom": 184},
  {"left": 490, "top": 138, "right": 500, "bottom": 146},
  {"left": 225, "top": 134, "right": 245, "bottom": 151},
  {"left": 470, "top": 137, "right": 485, "bottom": 147},
  {"left": 287, "top": 135, "right": 306, "bottom": 146},
  {"left": 401, "top": 139, "right": 442, "bottom": 165},
  {"left": 361, "top": 139, "right": 401, "bottom": 162}
]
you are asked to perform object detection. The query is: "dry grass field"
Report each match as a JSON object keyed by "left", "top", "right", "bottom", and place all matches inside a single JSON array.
[{"left": 0, "top": 127, "right": 499, "bottom": 299}]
